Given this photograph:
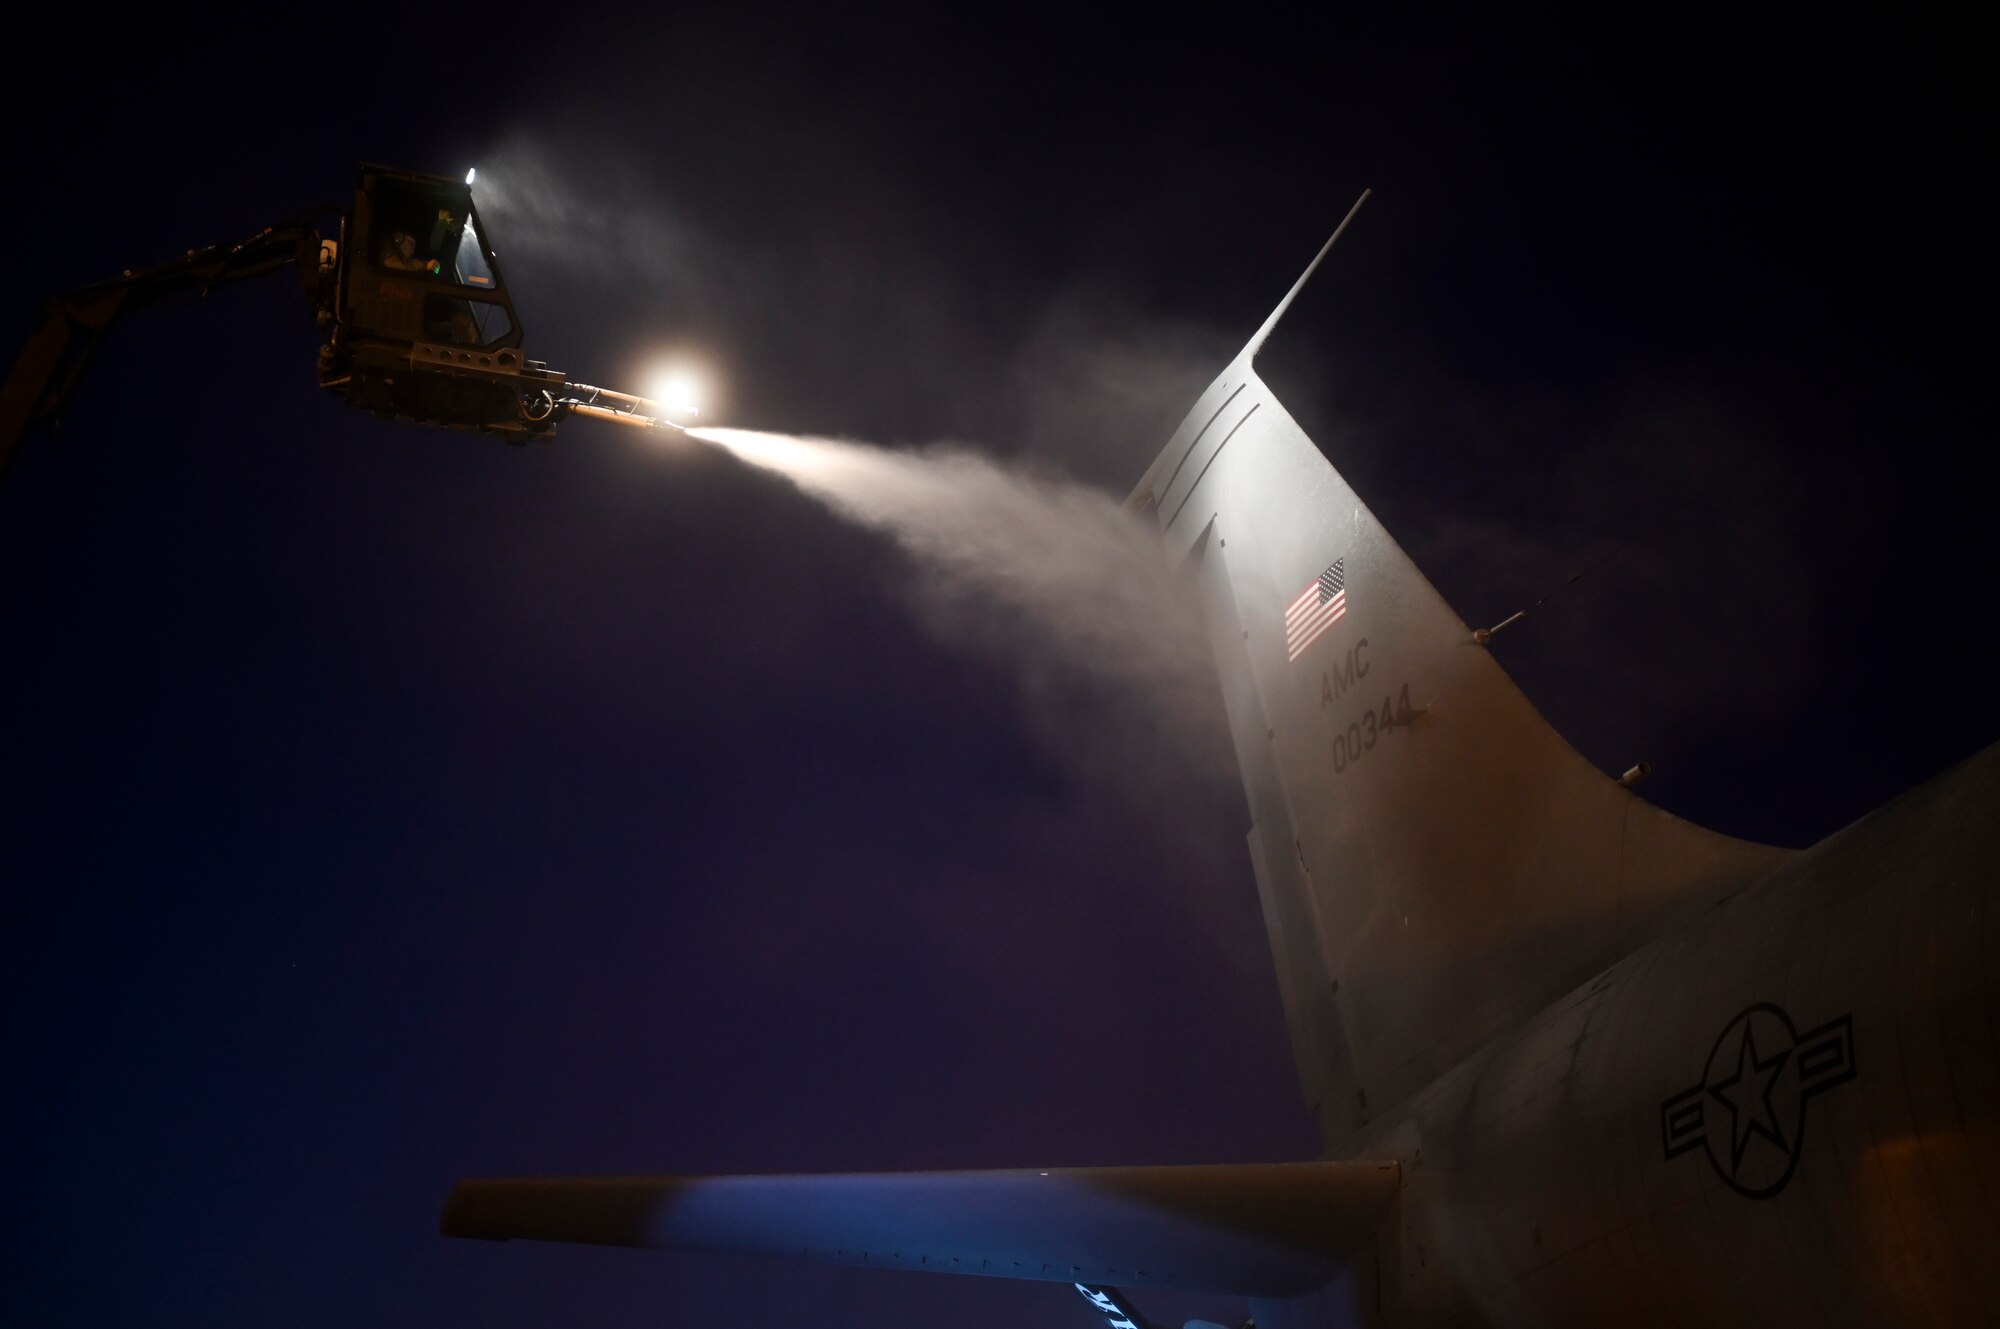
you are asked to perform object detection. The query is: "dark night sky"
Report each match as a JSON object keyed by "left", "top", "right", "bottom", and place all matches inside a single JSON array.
[{"left": 2, "top": 8, "right": 1992, "bottom": 1326}]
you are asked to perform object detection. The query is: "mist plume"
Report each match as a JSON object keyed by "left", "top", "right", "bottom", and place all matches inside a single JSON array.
[{"left": 689, "top": 427, "right": 1222, "bottom": 761}]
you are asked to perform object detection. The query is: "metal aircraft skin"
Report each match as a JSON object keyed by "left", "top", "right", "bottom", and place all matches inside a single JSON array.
[{"left": 443, "top": 215, "right": 2000, "bottom": 1327}]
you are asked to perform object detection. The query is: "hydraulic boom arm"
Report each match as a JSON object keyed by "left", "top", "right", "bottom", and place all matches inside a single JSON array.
[{"left": 0, "top": 209, "right": 332, "bottom": 483}]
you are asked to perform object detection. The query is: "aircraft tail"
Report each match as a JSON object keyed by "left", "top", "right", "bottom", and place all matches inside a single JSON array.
[{"left": 1128, "top": 202, "right": 1790, "bottom": 1145}]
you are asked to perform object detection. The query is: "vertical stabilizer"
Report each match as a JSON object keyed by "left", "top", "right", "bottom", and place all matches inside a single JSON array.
[{"left": 1131, "top": 222, "right": 1789, "bottom": 1144}]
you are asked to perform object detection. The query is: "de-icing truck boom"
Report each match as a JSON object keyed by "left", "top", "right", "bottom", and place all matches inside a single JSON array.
[{"left": 0, "top": 163, "right": 691, "bottom": 486}]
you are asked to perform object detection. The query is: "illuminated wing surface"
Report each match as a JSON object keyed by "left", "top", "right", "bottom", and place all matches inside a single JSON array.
[{"left": 442, "top": 1162, "right": 1397, "bottom": 1297}]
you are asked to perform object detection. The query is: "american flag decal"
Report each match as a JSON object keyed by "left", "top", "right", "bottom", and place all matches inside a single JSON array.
[{"left": 1285, "top": 558, "right": 1348, "bottom": 663}]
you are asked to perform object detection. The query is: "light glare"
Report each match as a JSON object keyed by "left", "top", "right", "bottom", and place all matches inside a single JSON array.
[
  {"left": 465, "top": 167, "right": 477, "bottom": 185},
  {"left": 648, "top": 367, "right": 705, "bottom": 419}
]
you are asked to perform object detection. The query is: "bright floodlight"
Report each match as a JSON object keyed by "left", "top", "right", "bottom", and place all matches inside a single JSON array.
[
  {"left": 465, "top": 167, "right": 477, "bottom": 185},
  {"left": 649, "top": 368, "right": 704, "bottom": 419}
]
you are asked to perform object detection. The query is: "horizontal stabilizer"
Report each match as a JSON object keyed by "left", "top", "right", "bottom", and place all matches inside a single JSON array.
[{"left": 442, "top": 1161, "right": 1397, "bottom": 1297}]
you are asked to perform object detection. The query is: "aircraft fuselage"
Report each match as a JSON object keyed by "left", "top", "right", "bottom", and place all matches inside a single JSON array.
[{"left": 1319, "top": 743, "right": 1998, "bottom": 1328}]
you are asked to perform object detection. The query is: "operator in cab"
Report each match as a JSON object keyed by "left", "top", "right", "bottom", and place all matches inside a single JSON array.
[{"left": 380, "top": 230, "right": 440, "bottom": 275}]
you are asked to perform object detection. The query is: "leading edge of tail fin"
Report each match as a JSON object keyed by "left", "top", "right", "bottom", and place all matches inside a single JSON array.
[{"left": 1131, "top": 206, "right": 1791, "bottom": 1145}]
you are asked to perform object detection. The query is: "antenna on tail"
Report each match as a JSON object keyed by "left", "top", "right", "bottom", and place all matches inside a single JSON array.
[{"left": 1239, "top": 188, "right": 1371, "bottom": 365}]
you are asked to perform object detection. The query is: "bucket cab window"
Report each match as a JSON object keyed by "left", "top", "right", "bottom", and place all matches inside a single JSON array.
[
  {"left": 365, "top": 176, "right": 498, "bottom": 286},
  {"left": 346, "top": 167, "right": 522, "bottom": 349},
  {"left": 451, "top": 214, "right": 499, "bottom": 289}
]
